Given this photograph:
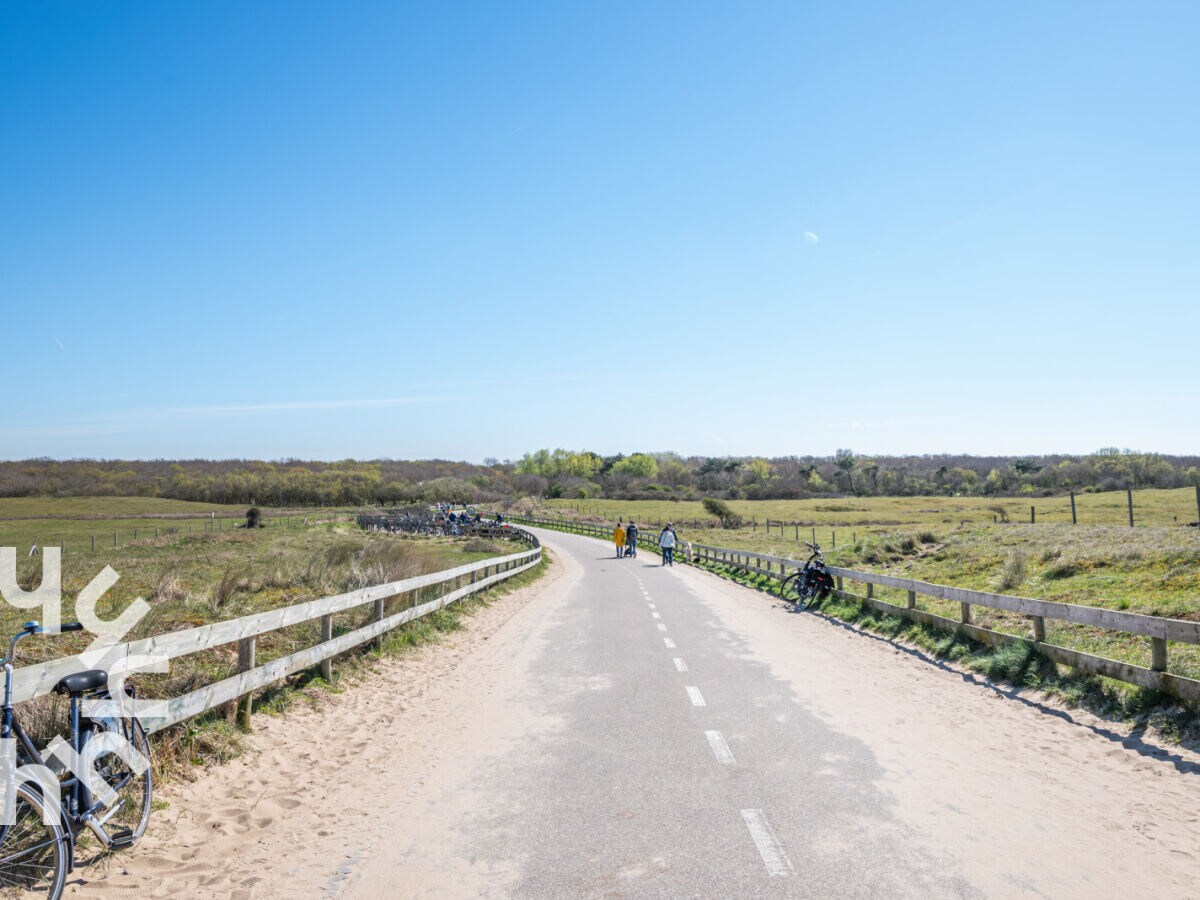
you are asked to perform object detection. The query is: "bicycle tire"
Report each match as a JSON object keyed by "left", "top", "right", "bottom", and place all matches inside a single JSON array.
[
  {"left": 795, "top": 577, "right": 821, "bottom": 610},
  {"left": 779, "top": 571, "right": 807, "bottom": 605},
  {"left": 83, "top": 714, "right": 152, "bottom": 844},
  {"left": 781, "top": 569, "right": 822, "bottom": 610},
  {"left": 0, "top": 783, "right": 69, "bottom": 898}
]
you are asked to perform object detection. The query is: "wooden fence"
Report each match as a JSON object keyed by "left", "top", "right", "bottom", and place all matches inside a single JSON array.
[
  {"left": 510, "top": 515, "right": 1200, "bottom": 703},
  {"left": 13, "top": 530, "right": 542, "bottom": 733}
]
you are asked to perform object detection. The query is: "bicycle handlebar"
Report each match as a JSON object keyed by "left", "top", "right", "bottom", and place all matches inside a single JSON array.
[{"left": 0, "top": 621, "right": 85, "bottom": 667}]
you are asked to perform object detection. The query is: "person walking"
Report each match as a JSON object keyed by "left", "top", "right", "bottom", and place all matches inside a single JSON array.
[
  {"left": 625, "top": 521, "right": 638, "bottom": 558},
  {"left": 613, "top": 522, "right": 626, "bottom": 558},
  {"left": 658, "top": 522, "right": 677, "bottom": 566}
]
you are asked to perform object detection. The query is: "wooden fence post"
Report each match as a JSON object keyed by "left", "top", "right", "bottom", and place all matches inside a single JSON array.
[
  {"left": 866, "top": 583, "right": 873, "bottom": 600},
  {"left": 1030, "top": 506, "right": 1035, "bottom": 524},
  {"left": 91, "top": 535, "right": 95, "bottom": 551},
  {"left": 1151, "top": 638, "right": 1168, "bottom": 672},
  {"left": 374, "top": 596, "right": 386, "bottom": 651},
  {"left": 237, "top": 637, "right": 256, "bottom": 731},
  {"left": 1032, "top": 616, "right": 1046, "bottom": 642},
  {"left": 907, "top": 589, "right": 916, "bottom": 610},
  {"left": 1127, "top": 489, "right": 1135, "bottom": 527},
  {"left": 320, "top": 614, "right": 334, "bottom": 682},
  {"left": 961, "top": 602, "right": 971, "bottom": 625},
  {"left": 1070, "top": 491, "right": 1077, "bottom": 525}
]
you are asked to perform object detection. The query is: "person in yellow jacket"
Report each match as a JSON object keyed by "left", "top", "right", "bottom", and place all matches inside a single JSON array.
[{"left": 613, "top": 522, "right": 626, "bottom": 558}]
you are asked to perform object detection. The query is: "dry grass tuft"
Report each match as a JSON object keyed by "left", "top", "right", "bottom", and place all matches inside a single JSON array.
[
  {"left": 994, "top": 550, "right": 1028, "bottom": 592},
  {"left": 152, "top": 567, "right": 185, "bottom": 604},
  {"left": 211, "top": 566, "right": 252, "bottom": 612}
]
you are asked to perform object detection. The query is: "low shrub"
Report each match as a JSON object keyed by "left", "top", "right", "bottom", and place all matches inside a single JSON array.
[
  {"left": 703, "top": 498, "right": 743, "bottom": 528},
  {"left": 462, "top": 539, "right": 502, "bottom": 554},
  {"left": 1043, "top": 558, "right": 1083, "bottom": 580}
]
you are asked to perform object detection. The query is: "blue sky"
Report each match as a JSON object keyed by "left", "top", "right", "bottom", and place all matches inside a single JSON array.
[{"left": 2, "top": 1, "right": 1197, "bottom": 461}]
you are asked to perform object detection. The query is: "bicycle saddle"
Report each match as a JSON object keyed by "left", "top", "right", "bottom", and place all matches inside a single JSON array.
[{"left": 53, "top": 669, "right": 108, "bottom": 695}]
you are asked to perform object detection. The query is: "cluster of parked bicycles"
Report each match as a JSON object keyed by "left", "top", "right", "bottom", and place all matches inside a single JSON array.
[
  {"left": 0, "top": 621, "right": 152, "bottom": 897},
  {"left": 357, "top": 508, "right": 511, "bottom": 539}
]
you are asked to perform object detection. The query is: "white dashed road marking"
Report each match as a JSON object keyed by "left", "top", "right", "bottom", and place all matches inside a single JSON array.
[
  {"left": 664, "top": 638, "right": 676, "bottom": 649},
  {"left": 686, "top": 686, "right": 706, "bottom": 707},
  {"left": 741, "top": 809, "right": 793, "bottom": 877},
  {"left": 673, "top": 657, "right": 688, "bottom": 672},
  {"left": 652, "top": 612, "right": 661, "bottom": 619},
  {"left": 657, "top": 623, "right": 667, "bottom": 631},
  {"left": 705, "top": 730, "right": 736, "bottom": 765}
]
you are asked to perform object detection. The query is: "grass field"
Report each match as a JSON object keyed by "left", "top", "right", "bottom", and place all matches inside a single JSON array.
[
  {"left": 548, "top": 486, "right": 1200, "bottom": 529},
  {"left": 0, "top": 497, "right": 241, "bottom": 518},
  {"left": 0, "top": 496, "right": 361, "bottom": 558}
]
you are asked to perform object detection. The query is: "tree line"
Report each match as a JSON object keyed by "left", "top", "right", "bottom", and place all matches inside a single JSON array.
[
  {"left": 511, "top": 448, "right": 1200, "bottom": 500},
  {"left": 1, "top": 449, "right": 1197, "bottom": 506}
]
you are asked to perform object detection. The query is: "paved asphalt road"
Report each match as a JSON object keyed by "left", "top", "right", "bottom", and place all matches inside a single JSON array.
[
  {"left": 445, "top": 532, "right": 959, "bottom": 898},
  {"left": 337, "top": 526, "right": 1200, "bottom": 899}
]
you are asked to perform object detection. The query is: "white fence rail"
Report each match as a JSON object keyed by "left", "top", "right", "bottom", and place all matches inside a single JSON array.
[
  {"left": 512, "top": 515, "right": 1200, "bottom": 703},
  {"left": 14, "top": 531, "right": 542, "bottom": 733}
]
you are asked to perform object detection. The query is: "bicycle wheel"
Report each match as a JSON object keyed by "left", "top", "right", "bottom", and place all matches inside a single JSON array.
[
  {"left": 794, "top": 577, "right": 821, "bottom": 610},
  {"left": 84, "top": 715, "right": 152, "bottom": 844},
  {"left": 779, "top": 571, "right": 807, "bottom": 604},
  {"left": 0, "top": 784, "right": 68, "bottom": 898}
]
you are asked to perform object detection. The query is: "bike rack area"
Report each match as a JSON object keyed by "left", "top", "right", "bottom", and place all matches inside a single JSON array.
[{"left": 510, "top": 514, "right": 1200, "bottom": 704}]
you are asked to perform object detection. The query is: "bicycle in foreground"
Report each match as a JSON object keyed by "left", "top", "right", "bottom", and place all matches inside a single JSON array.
[
  {"left": 779, "top": 541, "right": 835, "bottom": 610},
  {"left": 0, "top": 621, "right": 152, "bottom": 898}
]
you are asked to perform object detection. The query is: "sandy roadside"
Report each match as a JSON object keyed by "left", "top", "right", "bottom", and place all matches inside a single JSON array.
[{"left": 77, "top": 548, "right": 574, "bottom": 899}]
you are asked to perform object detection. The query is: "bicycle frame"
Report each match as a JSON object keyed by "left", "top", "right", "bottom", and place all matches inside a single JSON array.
[{"left": 1, "top": 662, "right": 80, "bottom": 869}]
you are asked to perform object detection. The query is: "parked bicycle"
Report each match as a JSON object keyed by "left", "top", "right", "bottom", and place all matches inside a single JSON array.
[
  {"left": 779, "top": 541, "right": 835, "bottom": 610},
  {"left": 0, "top": 621, "right": 152, "bottom": 898}
]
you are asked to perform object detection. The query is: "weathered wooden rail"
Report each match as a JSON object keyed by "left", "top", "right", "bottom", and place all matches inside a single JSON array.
[
  {"left": 13, "top": 529, "right": 542, "bottom": 733},
  {"left": 511, "top": 514, "right": 1200, "bottom": 703}
]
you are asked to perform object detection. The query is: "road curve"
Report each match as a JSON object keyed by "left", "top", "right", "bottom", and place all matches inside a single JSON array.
[{"left": 96, "top": 526, "right": 1200, "bottom": 898}]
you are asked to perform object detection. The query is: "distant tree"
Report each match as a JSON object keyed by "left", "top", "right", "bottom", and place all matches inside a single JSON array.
[
  {"left": 612, "top": 454, "right": 659, "bottom": 479},
  {"left": 744, "top": 458, "right": 771, "bottom": 484}
]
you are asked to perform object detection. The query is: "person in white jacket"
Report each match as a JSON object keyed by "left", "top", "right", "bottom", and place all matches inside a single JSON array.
[{"left": 658, "top": 523, "right": 678, "bottom": 566}]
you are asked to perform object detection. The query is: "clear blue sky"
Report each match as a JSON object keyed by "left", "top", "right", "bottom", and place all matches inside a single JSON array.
[{"left": 3, "top": 2, "right": 1197, "bottom": 461}]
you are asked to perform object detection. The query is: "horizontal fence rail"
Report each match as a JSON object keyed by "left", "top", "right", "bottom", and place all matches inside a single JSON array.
[
  {"left": 13, "top": 529, "right": 542, "bottom": 733},
  {"left": 511, "top": 514, "right": 1200, "bottom": 703}
]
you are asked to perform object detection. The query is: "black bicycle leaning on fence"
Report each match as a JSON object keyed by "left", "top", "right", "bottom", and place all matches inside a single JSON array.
[
  {"left": 779, "top": 541, "right": 835, "bottom": 610},
  {"left": 0, "top": 621, "right": 153, "bottom": 898}
]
